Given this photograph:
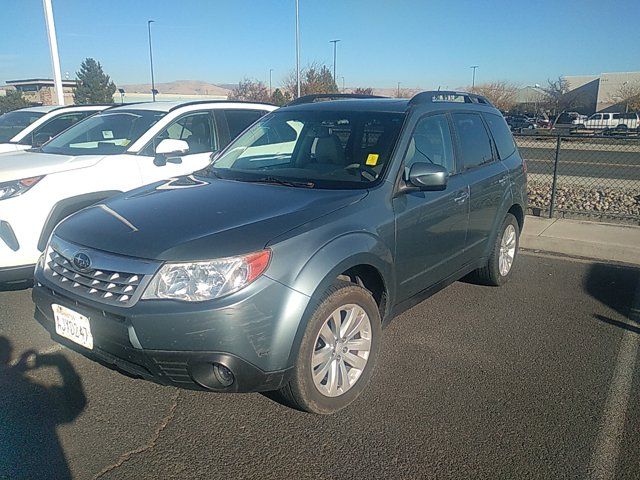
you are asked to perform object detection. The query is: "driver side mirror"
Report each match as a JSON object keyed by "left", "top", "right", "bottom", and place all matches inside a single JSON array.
[
  {"left": 154, "top": 139, "right": 189, "bottom": 166},
  {"left": 404, "top": 162, "right": 449, "bottom": 192}
]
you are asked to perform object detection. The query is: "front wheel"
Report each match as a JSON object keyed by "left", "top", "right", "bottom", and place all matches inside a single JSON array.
[
  {"left": 276, "top": 281, "right": 382, "bottom": 414},
  {"left": 474, "top": 213, "right": 520, "bottom": 286}
]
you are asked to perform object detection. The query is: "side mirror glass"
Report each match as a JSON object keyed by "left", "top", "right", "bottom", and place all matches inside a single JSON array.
[
  {"left": 406, "top": 162, "right": 448, "bottom": 191},
  {"left": 155, "top": 138, "right": 189, "bottom": 156}
]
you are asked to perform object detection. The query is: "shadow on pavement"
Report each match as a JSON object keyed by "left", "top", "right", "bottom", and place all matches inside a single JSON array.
[
  {"left": 584, "top": 262, "right": 640, "bottom": 325},
  {"left": 0, "top": 336, "right": 86, "bottom": 480}
]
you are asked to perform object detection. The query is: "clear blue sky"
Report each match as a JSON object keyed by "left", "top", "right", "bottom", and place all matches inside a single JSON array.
[{"left": 1, "top": 0, "right": 638, "bottom": 89}]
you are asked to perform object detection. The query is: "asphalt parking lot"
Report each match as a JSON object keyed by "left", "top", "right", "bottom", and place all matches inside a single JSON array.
[{"left": 1, "top": 253, "right": 639, "bottom": 480}]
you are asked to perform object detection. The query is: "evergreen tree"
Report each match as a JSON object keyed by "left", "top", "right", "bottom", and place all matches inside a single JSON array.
[
  {"left": 0, "top": 90, "right": 30, "bottom": 114},
  {"left": 73, "top": 58, "right": 116, "bottom": 104},
  {"left": 270, "top": 88, "right": 291, "bottom": 106}
]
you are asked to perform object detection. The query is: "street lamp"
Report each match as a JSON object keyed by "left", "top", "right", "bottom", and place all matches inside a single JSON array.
[
  {"left": 147, "top": 20, "right": 156, "bottom": 102},
  {"left": 295, "top": 0, "right": 300, "bottom": 98},
  {"left": 118, "top": 88, "right": 125, "bottom": 104},
  {"left": 341, "top": 76, "right": 345, "bottom": 93},
  {"left": 470, "top": 65, "right": 479, "bottom": 91},
  {"left": 269, "top": 68, "right": 273, "bottom": 96},
  {"left": 397, "top": 82, "right": 401, "bottom": 98},
  {"left": 330, "top": 39, "right": 341, "bottom": 83}
]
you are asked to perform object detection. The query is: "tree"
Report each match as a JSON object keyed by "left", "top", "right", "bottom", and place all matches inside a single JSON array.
[
  {"left": 612, "top": 81, "right": 640, "bottom": 112},
  {"left": 228, "top": 78, "right": 270, "bottom": 103},
  {"left": 469, "top": 81, "right": 518, "bottom": 111},
  {"left": 73, "top": 58, "right": 116, "bottom": 104},
  {"left": 0, "top": 90, "right": 31, "bottom": 114},
  {"left": 542, "top": 76, "right": 587, "bottom": 118},
  {"left": 283, "top": 62, "right": 338, "bottom": 97},
  {"left": 353, "top": 87, "right": 374, "bottom": 95},
  {"left": 270, "top": 88, "right": 292, "bottom": 106}
]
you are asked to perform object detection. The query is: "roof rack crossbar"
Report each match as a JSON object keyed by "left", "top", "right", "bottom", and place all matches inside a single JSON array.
[
  {"left": 287, "top": 93, "right": 386, "bottom": 106},
  {"left": 408, "top": 91, "right": 494, "bottom": 107}
]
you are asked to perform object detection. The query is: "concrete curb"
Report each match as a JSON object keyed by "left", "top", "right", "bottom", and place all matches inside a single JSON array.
[{"left": 520, "top": 216, "right": 640, "bottom": 266}]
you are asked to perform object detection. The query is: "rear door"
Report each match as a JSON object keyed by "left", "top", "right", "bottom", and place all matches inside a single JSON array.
[
  {"left": 393, "top": 112, "right": 469, "bottom": 301},
  {"left": 216, "top": 109, "right": 270, "bottom": 147},
  {"left": 452, "top": 112, "right": 508, "bottom": 261}
]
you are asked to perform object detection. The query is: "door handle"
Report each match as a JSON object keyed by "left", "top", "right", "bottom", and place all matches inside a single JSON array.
[{"left": 453, "top": 191, "right": 469, "bottom": 204}]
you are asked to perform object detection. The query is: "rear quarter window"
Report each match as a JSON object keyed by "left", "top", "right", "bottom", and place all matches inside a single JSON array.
[{"left": 482, "top": 112, "right": 516, "bottom": 160}]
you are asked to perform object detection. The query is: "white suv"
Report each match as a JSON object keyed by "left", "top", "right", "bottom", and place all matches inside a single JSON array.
[
  {"left": 0, "top": 104, "right": 110, "bottom": 153},
  {"left": 0, "top": 100, "right": 276, "bottom": 283},
  {"left": 583, "top": 112, "right": 640, "bottom": 130}
]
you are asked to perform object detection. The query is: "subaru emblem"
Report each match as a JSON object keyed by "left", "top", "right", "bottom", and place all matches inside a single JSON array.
[{"left": 73, "top": 252, "right": 91, "bottom": 271}]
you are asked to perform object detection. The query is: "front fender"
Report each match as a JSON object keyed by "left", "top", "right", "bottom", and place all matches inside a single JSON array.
[{"left": 267, "top": 231, "right": 395, "bottom": 368}]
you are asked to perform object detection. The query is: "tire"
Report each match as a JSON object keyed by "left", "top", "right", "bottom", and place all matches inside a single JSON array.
[
  {"left": 276, "top": 281, "right": 382, "bottom": 414},
  {"left": 474, "top": 213, "right": 520, "bottom": 286}
]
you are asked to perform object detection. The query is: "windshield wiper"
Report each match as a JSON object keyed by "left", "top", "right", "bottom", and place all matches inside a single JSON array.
[{"left": 247, "top": 176, "right": 315, "bottom": 188}]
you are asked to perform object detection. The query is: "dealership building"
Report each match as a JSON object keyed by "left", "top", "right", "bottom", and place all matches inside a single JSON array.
[
  {"left": 563, "top": 71, "right": 640, "bottom": 113},
  {"left": 1, "top": 78, "right": 78, "bottom": 105}
]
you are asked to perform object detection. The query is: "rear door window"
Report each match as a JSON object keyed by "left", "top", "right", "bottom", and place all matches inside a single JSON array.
[
  {"left": 20, "top": 111, "right": 91, "bottom": 145},
  {"left": 452, "top": 113, "right": 494, "bottom": 169},
  {"left": 482, "top": 112, "right": 516, "bottom": 160},
  {"left": 224, "top": 110, "right": 267, "bottom": 139}
]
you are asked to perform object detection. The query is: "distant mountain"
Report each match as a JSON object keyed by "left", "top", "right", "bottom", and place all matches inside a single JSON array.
[{"left": 118, "top": 80, "right": 231, "bottom": 96}]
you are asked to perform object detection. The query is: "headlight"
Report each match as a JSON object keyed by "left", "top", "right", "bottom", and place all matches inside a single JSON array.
[
  {"left": 0, "top": 176, "right": 44, "bottom": 201},
  {"left": 142, "top": 250, "right": 271, "bottom": 302}
]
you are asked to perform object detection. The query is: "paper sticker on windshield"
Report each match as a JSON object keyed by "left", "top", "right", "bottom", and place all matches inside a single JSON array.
[
  {"left": 366, "top": 153, "right": 379, "bottom": 166},
  {"left": 102, "top": 130, "right": 114, "bottom": 139}
]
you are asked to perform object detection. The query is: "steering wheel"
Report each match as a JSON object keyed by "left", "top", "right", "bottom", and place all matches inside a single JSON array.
[{"left": 344, "top": 163, "right": 378, "bottom": 180}]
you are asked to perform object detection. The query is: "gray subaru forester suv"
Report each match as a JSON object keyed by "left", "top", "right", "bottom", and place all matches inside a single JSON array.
[{"left": 33, "top": 91, "right": 527, "bottom": 414}]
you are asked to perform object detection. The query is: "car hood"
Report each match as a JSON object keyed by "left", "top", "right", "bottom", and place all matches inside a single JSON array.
[
  {"left": 54, "top": 175, "right": 368, "bottom": 261},
  {"left": 0, "top": 150, "right": 105, "bottom": 182}
]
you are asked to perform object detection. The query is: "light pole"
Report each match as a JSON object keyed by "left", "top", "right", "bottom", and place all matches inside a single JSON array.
[
  {"left": 330, "top": 39, "right": 340, "bottom": 84},
  {"left": 470, "top": 65, "right": 478, "bottom": 91},
  {"left": 341, "top": 76, "right": 345, "bottom": 93},
  {"left": 397, "top": 82, "right": 401, "bottom": 97},
  {"left": 42, "top": 0, "right": 65, "bottom": 105},
  {"left": 148, "top": 20, "right": 156, "bottom": 102},
  {"left": 269, "top": 69, "right": 273, "bottom": 96},
  {"left": 118, "top": 88, "right": 125, "bottom": 104},
  {"left": 295, "top": 0, "right": 300, "bottom": 98}
]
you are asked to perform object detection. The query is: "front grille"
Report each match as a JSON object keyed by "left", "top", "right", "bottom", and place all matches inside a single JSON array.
[
  {"left": 47, "top": 250, "right": 142, "bottom": 304},
  {"left": 43, "top": 236, "right": 159, "bottom": 307}
]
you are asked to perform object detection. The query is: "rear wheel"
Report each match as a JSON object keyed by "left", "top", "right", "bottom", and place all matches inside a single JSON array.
[
  {"left": 474, "top": 213, "right": 519, "bottom": 286},
  {"left": 277, "top": 281, "right": 382, "bottom": 414}
]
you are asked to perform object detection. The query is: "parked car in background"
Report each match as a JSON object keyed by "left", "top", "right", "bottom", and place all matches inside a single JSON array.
[
  {"left": 33, "top": 91, "right": 526, "bottom": 414},
  {"left": 0, "top": 100, "right": 276, "bottom": 283},
  {"left": 0, "top": 105, "right": 110, "bottom": 153},
  {"left": 555, "top": 111, "right": 587, "bottom": 127},
  {"left": 505, "top": 114, "right": 536, "bottom": 131},
  {"left": 583, "top": 112, "right": 640, "bottom": 131}
]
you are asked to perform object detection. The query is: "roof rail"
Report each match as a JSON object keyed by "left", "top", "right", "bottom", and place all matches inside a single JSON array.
[
  {"left": 287, "top": 93, "right": 386, "bottom": 106},
  {"left": 166, "top": 99, "right": 277, "bottom": 112},
  {"left": 409, "top": 90, "right": 494, "bottom": 107}
]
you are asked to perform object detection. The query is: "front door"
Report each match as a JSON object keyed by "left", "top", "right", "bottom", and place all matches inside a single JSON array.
[
  {"left": 393, "top": 113, "right": 469, "bottom": 303},
  {"left": 140, "top": 111, "right": 218, "bottom": 184}
]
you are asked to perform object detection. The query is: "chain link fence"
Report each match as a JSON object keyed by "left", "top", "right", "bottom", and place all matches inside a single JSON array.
[{"left": 515, "top": 133, "right": 640, "bottom": 224}]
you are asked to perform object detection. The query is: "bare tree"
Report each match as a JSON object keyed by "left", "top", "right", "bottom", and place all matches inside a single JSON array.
[
  {"left": 228, "top": 78, "right": 270, "bottom": 103},
  {"left": 353, "top": 87, "right": 374, "bottom": 95},
  {"left": 283, "top": 62, "right": 339, "bottom": 98},
  {"left": 612, "top": 81, "right": 640, "bottom": 112},
  {"left": 542, "top": 77, "right": 588, "bottom": 119},
  {"left": 468, "top": 81, "right": 518, "bottom": 111},
  {"left": 396, "top": 87, "right": 419, "bottom": 98}
]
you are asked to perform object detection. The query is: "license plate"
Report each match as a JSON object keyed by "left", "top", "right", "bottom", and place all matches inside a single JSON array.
[{"left": 53, "top": 304, "right": 93, "bottom": 350}]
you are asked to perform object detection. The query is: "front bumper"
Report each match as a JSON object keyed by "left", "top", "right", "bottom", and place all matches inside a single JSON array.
[
  {"left": 32, "top": 273, "right": 309, "bottom": 392},
  {"left": 0, "top": 264, "right": 35, "bottom": 284}
]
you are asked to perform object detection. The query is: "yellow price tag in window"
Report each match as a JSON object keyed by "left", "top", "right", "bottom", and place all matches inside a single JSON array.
[{"left": 365, "top": 153, "right": 379, "bottom": 166}]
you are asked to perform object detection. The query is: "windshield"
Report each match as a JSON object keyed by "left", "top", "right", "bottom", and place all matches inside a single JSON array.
[
  {"left": 209, "top": 110, "right": 405, "bottom": 189},
  {"left": 0, "top": 110, "right": 45, "bottom": 143},
  {"left": 40, "top": 110, "right": 165, "bottom": 156}
]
